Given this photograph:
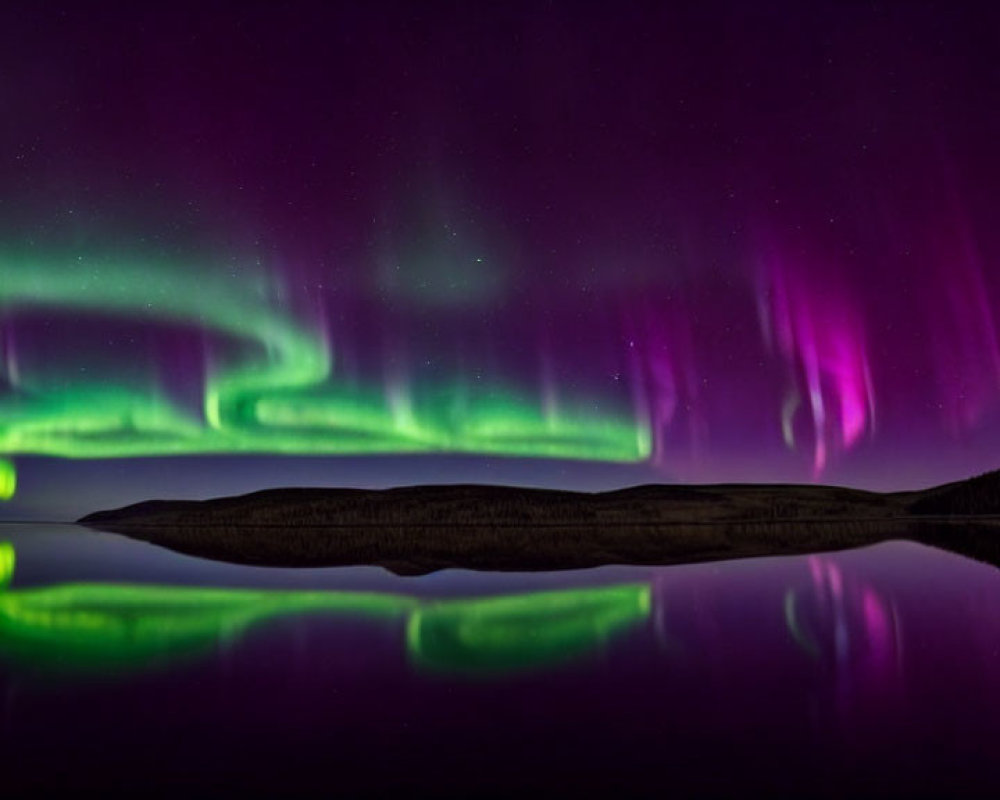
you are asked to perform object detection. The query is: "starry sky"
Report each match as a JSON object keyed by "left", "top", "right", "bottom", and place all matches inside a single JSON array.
[{"left": 2, "top": 1, "right": 999, "bottom": 519}]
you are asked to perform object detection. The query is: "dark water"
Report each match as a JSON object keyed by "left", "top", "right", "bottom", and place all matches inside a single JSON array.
[{"left": 1, "top": 526, "right": 998, "bottom": 798}]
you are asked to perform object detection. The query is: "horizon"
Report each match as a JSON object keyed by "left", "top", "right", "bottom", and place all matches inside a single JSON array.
[{"left": 6, "top": 462, "right": 992, "bottom": 525}]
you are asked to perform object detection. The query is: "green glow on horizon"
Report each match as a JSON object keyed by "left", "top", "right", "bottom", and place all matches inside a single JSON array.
[
  {"left": 0, "top": 255, "right": 650, "bottom": 499},
  {"left": 0, "top": 545, "right": 650, "bottom": 676}
]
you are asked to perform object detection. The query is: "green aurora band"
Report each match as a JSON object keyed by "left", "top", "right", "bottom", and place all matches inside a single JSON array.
[
  {"left": 0, "top": 542, "right": 650, "bottom": 676},
  {"left": 0, "top": 256, "right": 650, "bottom": 499}
]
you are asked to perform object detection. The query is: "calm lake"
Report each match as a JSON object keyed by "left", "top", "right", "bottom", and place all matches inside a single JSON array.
[{"left": 1, "top": 525, "right": 998, "bottom": 797}]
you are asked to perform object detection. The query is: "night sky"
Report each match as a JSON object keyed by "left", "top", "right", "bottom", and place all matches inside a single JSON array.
[{"left": 2, "top": 1, "right": 999, "bottom": 519}]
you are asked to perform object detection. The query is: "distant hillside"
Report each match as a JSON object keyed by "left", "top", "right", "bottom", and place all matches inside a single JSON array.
[
  {"left": 80, "top": 482, "right": 905, "bottom": 529},
  {"left": 908, "top": 469, "right": 1000, "bottom": 516}
]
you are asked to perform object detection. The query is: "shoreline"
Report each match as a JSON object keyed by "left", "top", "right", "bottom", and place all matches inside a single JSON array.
[{"left": 81, "top": 518, "right": 1000, "bottom": 574}]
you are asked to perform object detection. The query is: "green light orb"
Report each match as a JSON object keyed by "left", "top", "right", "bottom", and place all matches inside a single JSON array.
[{"left": 0, "top": 460, "right": 14, "bottom": 501}]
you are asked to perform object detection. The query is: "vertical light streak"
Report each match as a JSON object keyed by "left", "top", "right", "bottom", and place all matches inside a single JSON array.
[
  {"left": 786, "top": 555, "right": 901, "bottom": 717},
  {"left": 759, "top": 252, "right": 875, "bottom": 477}
]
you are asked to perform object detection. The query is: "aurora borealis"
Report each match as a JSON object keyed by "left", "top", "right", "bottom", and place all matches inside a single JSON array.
[
  {"left": 0, "top": 256, "right": 644, "bottom": 459},
  {"left": 2, "top": 2, "right": 1000, "bottom": 514}
]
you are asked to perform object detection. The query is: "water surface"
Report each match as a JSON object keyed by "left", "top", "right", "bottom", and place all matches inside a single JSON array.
[{"left": 1, "top": 525, "right": 998, "bottom": 797}]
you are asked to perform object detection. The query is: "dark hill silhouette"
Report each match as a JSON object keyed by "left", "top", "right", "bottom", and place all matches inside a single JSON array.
[
  {"left": 78, "top": 475, "right": 1000, "bottom": 573},
  {"left": 908, "top": 468, "right": 1000, "bottom": 515},
  {"left": 81, "top": 482, "right": 901, "bottom": 527}
]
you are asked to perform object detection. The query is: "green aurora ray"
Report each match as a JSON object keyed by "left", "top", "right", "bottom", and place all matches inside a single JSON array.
[{"left": 0, "top": 255, "right": 650, "bottom": 499}]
